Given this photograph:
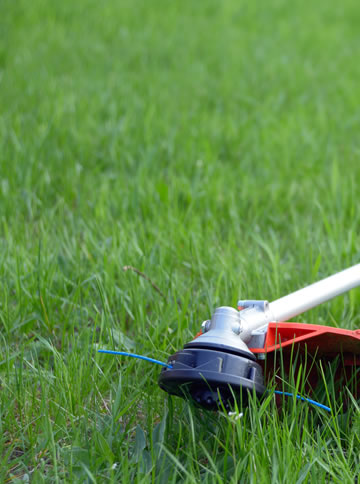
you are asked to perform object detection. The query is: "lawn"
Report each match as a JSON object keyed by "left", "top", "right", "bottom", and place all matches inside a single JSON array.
[{"left": 1, "top": 0, "right": 360, "bottom": 481}]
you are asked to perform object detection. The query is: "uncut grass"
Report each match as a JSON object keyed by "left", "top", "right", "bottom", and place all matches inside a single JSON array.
[{"left": 2, "top": 0, "right": 360, "bottom": 481}]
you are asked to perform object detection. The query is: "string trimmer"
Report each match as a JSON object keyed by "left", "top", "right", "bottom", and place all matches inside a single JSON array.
[{"left": 158, "top": 264, "right": 360, "bottom": 410}]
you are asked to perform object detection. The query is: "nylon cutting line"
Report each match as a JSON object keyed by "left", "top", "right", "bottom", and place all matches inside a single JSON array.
[{"left": 98, "top": 349, "right": 331, "bottom": 411}]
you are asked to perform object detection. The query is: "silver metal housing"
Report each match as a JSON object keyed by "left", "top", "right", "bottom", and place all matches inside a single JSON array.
[{"left": 188, "top": 306, "right": 254, "bottom": 357}]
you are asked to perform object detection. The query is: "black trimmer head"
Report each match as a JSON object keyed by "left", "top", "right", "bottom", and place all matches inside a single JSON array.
[{"left": 158, "top": 346, "right": 265, "bottom": 411}]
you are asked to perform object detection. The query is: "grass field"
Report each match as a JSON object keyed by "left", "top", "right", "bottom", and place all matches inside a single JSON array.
[{"left": 1, "top": 0, "right": 360, "bottom": 481}]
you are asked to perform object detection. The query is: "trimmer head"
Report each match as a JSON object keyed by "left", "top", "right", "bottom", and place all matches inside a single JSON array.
[
  {"left": 158, "top": 347, "right": 265, "bottom": 411},
  {"left": 159, "top": 305, "right": 267, "bottom": 410}
]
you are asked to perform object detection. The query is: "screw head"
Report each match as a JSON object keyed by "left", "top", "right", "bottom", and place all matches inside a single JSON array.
[{"left": 201, "top": 320, "right": 211, "bottom": 333}]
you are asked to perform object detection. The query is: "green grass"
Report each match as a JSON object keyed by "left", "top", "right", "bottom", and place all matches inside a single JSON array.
[{"left": 1, "top": 0, "right": 360, "bottom": 481}]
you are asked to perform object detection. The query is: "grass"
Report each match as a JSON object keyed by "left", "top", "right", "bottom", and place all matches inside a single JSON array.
[{"left": 1, "top": 0, "right": 360, "bottom": 481}]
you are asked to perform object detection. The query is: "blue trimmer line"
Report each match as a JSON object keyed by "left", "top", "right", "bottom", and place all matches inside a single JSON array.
[{"left": 97, "top": 349, "right": 331, "bottom": 412}]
